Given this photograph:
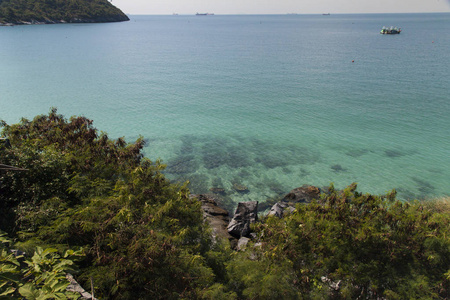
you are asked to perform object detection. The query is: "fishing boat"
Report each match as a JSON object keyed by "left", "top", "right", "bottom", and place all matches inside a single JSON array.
[
  {"left": 196, "top": 12, "right": 214, "bottom": 16},
  {"left": 380, "top": 26, "right": 401, "bottom": 34}
]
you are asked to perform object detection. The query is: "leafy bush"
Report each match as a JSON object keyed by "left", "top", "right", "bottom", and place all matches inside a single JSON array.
[
  {"left": 1, "top": 109, "right": 218, "bottom": 299},
  {"left": 0, "top": 231, "right": 82, "bottom": 299},
  {"left": 248, "top": 184, "right": 450, "bottom": 299}
]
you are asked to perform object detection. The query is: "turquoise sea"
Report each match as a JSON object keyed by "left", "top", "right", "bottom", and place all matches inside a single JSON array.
[{"left": 1, "top": 13, "right": 449, "bottom": 208}]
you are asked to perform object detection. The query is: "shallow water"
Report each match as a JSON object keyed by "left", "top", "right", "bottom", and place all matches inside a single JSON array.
[{"left": 1, "top": 13, "right": 449, "bottom": 207}]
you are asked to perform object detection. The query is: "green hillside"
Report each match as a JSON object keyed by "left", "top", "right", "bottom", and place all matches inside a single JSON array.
[{"left": 0, "top": 0, "right": 129, "bottom": 24}]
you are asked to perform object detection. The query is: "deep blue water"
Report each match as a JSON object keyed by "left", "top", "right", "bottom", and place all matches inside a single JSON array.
[{"left": 1, "top": 13, "right": 449, "bottom": 207}]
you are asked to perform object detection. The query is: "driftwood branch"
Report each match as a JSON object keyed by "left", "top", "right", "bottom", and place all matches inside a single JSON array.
[{"left": 0, "top": 164, "right": 28, "bottom": 171}]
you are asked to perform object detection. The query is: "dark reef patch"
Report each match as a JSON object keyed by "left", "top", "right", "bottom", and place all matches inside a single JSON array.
[
  {"left": 209, "top": 187, "right": 226, "bottom": 195},
  {"left": 385, "top": 149, "right": 405, "bottom": 158},
  {"left": 202, "top": 152, "right": 229, "bottom": 169},
  {"left": 282, "top": 167, "right": 293, "bottom": 174},
  {"left": 412, "top": 177, "right": 435, "bottom": 195},
  {"left": 171, "top": 173, "right": 209, "bottom": 195},
  {"left": 299, "top": 168, "right": 310, "bottom": 176},
  {"left": 345, "top": 149, "right": 369, "bottom": 158},
  {"left": 200, "top": 138, "right": 253, "bottom": 169},
  {"left": 172, "top": 134, "right": 321, "bottom": 172},
  {"left": 331, "top": 164, "right": 347, "bottom": 173},
  {"left": 237, "top": 168, "right": 252, "bottom": 178},
  {"left": 210, "top": 177, "right": 226, "bottom": 195},
  {"left": 395, "top": 187, "right": 419, "bottom": 201},
  {"left": 254, "top": 144, "right": 320, "bottom": 169},
  {"left": 267, "top": 181, "right": 287, "bottom": 195},
  {"left": 179, "top": 136, "right": 195, "bottom": 155},
  {"left": 255, "top": 154, "right": 290, "bottom": 169},
  {"left": 166, "top": 155, "right": 199, "bottom": 174},
  {"left": 224, "top": 149, "right": 252, "bottom": 169},
  {"left": 286, "top": 145, "right": 321, "bottom": 165}
]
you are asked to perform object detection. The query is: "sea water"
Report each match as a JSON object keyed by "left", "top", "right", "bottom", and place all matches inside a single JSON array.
[{"left": 1, "top": 13, "right": 449, "bottom": 209}]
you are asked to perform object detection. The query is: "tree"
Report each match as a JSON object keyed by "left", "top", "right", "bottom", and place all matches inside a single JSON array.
[
  {"left": 0, "top": 109, "right": 219, "bottom": 299},
  {"left": 248, "top": 184, "right": 450, "bottom": 299}
]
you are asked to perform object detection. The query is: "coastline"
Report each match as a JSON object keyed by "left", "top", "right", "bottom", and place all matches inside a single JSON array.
[{"left": 0, "top": 16, "right": 129, "bottom": 26}]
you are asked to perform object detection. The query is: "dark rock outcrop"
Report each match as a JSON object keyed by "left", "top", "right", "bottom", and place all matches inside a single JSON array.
[
  {"left": 283, "top": 185, "right": 321, "bottom": 204},
  {"left": 227, "top": 201, "right": 258, "bottom": 238}
]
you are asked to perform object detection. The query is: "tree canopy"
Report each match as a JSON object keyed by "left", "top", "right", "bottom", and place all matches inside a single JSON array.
[
  {"left": 0, "top": 0, "right": 129, "bottom": 24},
  {"left": 0, "top": 109, "right": 218, "bottom": 298}
]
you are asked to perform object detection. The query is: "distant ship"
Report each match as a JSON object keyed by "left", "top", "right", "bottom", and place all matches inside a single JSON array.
[
  {"left": 196, "top": 12, "right": 214, "bottom": 16},
  {"left": 380, "top": 26, "right": 401, "bottom": 34},
  {"left": 322, "top": 13, "right": 330, "bottom": 15}
]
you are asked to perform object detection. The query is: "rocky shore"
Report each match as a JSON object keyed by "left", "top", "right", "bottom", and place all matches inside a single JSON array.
[{"left": 192, "top": 184, "right": 322, "bottom": 249}]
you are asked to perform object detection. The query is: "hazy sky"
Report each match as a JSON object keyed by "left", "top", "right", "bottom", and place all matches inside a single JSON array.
[{"left": 113, "top": 0, "right": 450, "bottom": 15}]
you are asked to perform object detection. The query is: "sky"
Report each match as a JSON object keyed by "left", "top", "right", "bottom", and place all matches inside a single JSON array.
[{"left": 112, "top": 0, "right": 450, "bottom": 15}]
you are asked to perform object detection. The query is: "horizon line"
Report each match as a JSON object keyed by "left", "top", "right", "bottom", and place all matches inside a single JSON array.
[{"left": 125, "top": 11, "right": 450, "bottom": 16}]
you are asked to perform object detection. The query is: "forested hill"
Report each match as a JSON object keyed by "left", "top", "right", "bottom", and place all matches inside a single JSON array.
[{"left": 0, "top": 0, "right": 129, "bottom": 24}]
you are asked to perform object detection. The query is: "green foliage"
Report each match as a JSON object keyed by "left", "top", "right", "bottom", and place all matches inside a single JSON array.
[
  {"left": 201, "top": 283, "right": 238, "bottom": 300},
  {"left": 0, "top": 231, "right": 82, "bottom": 299},
  {"left": 0, "top": 108, "right": 145, "bottom": 235},
  {"left": 0, "top": 232, "right": 21, "bottom": 298},
  {"left": 248, "top": 183, "right": 450, "bottom": 299},
  {"left": 227, "top": 252, "right": 301, "bottom": 299},
  {"left": 0, "top": 0, "right": 128, "bottom": 24},
  {"left": 0, "top": 109, "right": 220, "bottom": 299}
]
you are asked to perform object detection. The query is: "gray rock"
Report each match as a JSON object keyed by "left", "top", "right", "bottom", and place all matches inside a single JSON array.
[
  {"left": 268, "top": 202, "right": 288, "bottom": 218},
  {"left": 267, "top": 202, "right": 296, "bottom": 218},
  {"left": 321, "top": 276, "right": 342, "bottom": 291},
  {"left": 66, "top": 273, "right": 97, "bottom": 300},
  {"left": 227, "top": 201, "right": 258, "bottom": 238},
  {"left": 237, "top": 237, "right": 250, "bottom": 251}
]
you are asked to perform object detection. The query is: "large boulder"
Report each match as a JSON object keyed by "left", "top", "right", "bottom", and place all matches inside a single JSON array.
[
  {"left": 283, "top": 185, "right": 321, "bottom": 204},
  {"left": 191, "top": 194, "right": 234, "bottom": 242},
  {"left": 227, "top": 201, "right": 258, "bottom": 238}
]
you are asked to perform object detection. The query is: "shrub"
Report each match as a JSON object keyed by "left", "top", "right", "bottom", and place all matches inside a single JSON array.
[
  {"left": 251, "top": 184, "right": 450, "bottom": 299},
  {"left": 0, "top": 231, "right": 82, "bottom": 299}
]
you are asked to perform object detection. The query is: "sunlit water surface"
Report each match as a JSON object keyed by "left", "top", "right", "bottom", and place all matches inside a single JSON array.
[{"left": 1, "top": 13, "right": 449, "bottom": 208}]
